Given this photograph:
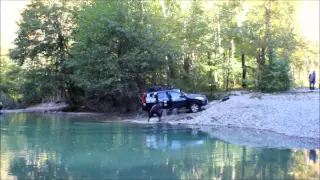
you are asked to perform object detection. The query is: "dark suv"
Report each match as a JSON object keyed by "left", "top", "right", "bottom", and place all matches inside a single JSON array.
[{"left": 142, "top": 86, "right": 208, "bottom": 113}]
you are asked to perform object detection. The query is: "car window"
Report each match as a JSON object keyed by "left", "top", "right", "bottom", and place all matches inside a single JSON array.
[
  {"left": 146, "top": 93, "right": 156, "bottom": 103},
  {"left": 157, "top": 92, "right": 168, "bottom": 99},
  {"left": 169, "top": 91, "right": 182, "bottom": 99}
]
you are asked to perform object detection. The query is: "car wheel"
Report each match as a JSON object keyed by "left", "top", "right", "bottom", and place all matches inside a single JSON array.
[{"left": 189, "top": 103, "right": 200, "bottom": 113}]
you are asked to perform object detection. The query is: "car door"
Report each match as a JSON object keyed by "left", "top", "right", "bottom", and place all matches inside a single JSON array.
[
  {"left": 156, "top": 91, "right": 170, "bottom": 109},
  {"left": 168, "top": 91, "right": 187, "bottom": 108}
]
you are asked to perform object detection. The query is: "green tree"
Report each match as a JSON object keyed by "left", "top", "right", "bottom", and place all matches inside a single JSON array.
[
  {"left": 3, "top": 0, "right": 317, "bottom": 110},
  {"left": 67, "top": 0, "right": 179, "bottom": 111},
  {"left": 9, "top": 0, "right": 77, "bottom": 103},
  {"left": 0, "top": 54, "right": 23, "bottom": 108}
]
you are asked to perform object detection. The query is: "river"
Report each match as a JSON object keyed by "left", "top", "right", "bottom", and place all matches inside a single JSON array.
[{"left": 0, "top": 113, "right": 319, "bottom": 179}]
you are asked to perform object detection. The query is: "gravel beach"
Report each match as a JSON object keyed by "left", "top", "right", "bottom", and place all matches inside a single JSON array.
[{"left": 164, "top": 90, "right": 320, "bottom": 140}]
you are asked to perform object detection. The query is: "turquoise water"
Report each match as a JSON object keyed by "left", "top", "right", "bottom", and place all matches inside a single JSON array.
[{"left": 1, "top": 113, "right": 319, "bottom": 179}]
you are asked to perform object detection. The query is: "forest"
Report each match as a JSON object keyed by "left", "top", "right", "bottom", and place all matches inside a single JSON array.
[{"left": 1, "top": 0, "right": 319, "bottom": 112}]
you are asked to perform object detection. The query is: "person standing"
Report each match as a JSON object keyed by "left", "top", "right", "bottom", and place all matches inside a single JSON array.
[
  {"left": 147, "top": 94, "right": 164, "bottom": 122},
  {"left": 309, "top": 71, "right": 316, "bottom": 90},
  {"left": 309, "top": 72, "right": 312, "bottom": 90},
  {"left": 147, "top": 102, "right": 163, "bottom": 122}
]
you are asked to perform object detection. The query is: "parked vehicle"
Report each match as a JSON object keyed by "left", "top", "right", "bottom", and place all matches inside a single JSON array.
[{"left": 142, "top": 86, "right": 208, "bottom": 113}]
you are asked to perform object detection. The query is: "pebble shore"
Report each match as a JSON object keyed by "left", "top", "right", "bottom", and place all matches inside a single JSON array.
[{"left": 166, "top": 90, "right": 319, "bottom": 140}]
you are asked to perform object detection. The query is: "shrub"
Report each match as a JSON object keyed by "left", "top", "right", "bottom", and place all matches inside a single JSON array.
[
  {"left": 0, "top": 91, "right": 18, "bottom": 109},
  {"left": 258, "top": 59, "right": 292, "bottom": 92}
]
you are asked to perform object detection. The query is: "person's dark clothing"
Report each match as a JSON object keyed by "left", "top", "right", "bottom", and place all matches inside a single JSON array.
[
  {"left": 309, "top": 149, "right": 317, "bottom": 163},
  {"left": 309, "top": 72, "right": 316, "bottom": 90},
  {"left": 148, "top": 103, "right": 163, "bottom": 122},
  {"left": 311, "top": 72, "right": 316, "bottom": 83},
  {"left": 310, "top": 82, "right": 315, "bottom": 90}
]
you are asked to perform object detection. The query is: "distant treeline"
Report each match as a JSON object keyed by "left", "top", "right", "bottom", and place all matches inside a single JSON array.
[{"left": 1, "top": 0, "right": 318, "bottom": 112}]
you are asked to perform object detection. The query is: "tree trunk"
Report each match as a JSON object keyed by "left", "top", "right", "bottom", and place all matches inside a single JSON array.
[
  {"left": 229, "top": 37, "right": 235, "bottom": 89},
  {"left": 292, "top": 67, "right": 295, "bottom": 84},
  {"left": 261, "top": 47, "right": 266, "bottom": 66},
  {"left": 182, "top": 20, "right": 190, "bottom": 77},
  {"left": 256, "top": 48, "right": 266, "bottom": 70},
  {"left": 192, "top": 50, "right": 196, "bottom": 91},
  {"left": 216, "top": 1, "right": 224, "bottom": 90},
  {"left": 208, "top": 52, "right": 213, "bottom": 96},
  {"left": 160, "top": 0, "right": 166, "bottom": 18},
  {"left": 265, "top": 1, "right": 273, "bottom": 63},
  {"left": 226, "top": 49, "right": 231, "bottom": 91},
  {"left": 214, "top": 50, "right": 218, "bottom": 84},
  {"left": 237, "top": 0, "right": 247, "bottom": 89},
  {"left": 184, "top": 55, "right": 190, "bottom": 74},
  {"left": 241, "top": 50, "right": 246, "bottom": 88},
  {"left": 223, "top": 53, "right": 227, "bottom": 91}
]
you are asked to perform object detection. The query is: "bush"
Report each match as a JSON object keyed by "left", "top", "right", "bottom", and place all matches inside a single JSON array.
[
  {"left": 258, "top": 59, "right": 292, "bottom": 92},
  {"left": 0, "top": 91, "right": 19, "bottom": 109}
]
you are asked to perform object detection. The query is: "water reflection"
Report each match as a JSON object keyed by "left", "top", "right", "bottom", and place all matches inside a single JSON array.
[
  {"left": 143, "top": 132, "right": 206, "bottom": 150},
  {"left": 0, "top": 113, "right": 319, "bottom": 179},
  {"left": 9, "top": 158, "right": 70, "bottom": 179}
]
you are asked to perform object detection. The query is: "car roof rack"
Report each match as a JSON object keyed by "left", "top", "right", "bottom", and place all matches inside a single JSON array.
[{"left": 147, "top": 85, "right": 177, "bottom": 92}]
